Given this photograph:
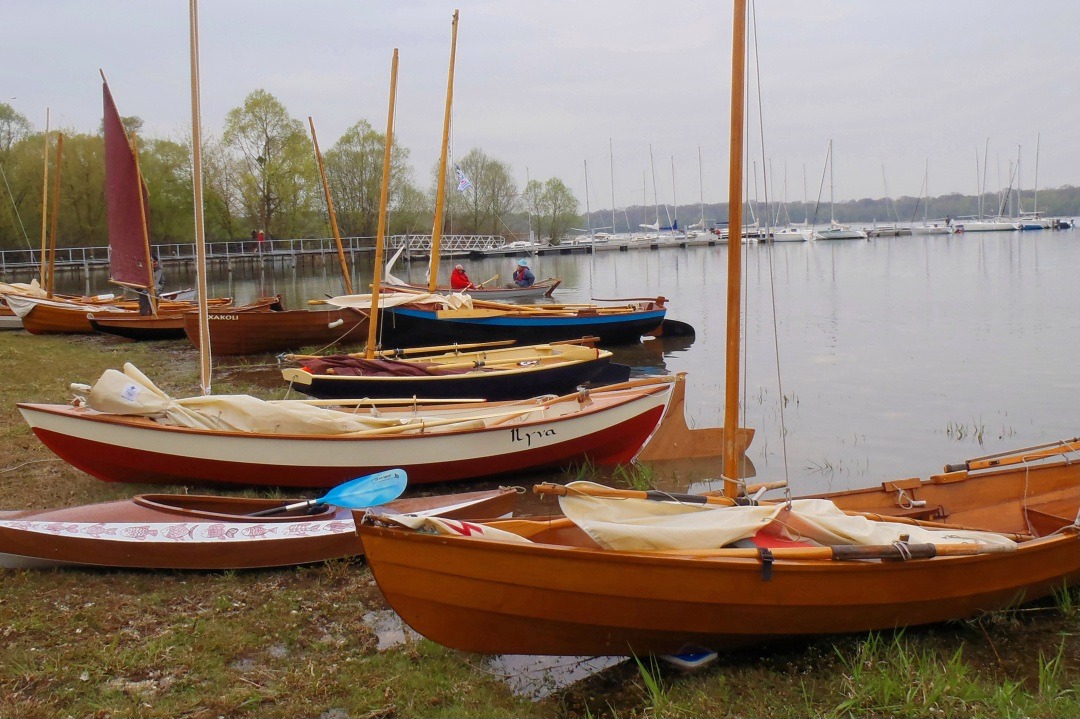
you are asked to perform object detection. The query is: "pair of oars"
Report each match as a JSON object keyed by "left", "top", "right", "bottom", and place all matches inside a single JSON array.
[{"left": 247, "top": 468, "right": 407, "bottom": 517}]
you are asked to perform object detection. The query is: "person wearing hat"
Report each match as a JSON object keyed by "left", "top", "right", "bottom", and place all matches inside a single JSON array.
[
  {"left": 450, "top": 263, "right": 476, "bottom": 290},
  {"left": 511, "top": 257, "right": 535, "bottom": 288},
  {"left": 138, "top": 254, "right": 166, "bottom": 315}
]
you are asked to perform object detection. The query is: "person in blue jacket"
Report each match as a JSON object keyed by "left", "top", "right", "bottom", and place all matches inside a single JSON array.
[{"left": 511, "top": 258, "right": 535, "bottom": 288}]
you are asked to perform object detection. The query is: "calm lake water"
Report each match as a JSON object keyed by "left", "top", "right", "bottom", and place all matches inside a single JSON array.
[{"left": 53, "top": 229, "right": 1080, "bottom": 497}]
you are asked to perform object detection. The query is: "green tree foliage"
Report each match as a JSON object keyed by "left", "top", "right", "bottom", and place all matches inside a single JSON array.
[
  {"left": 139, "top": 138, "right": 192, "bottom": 243},
  {"left": 524, "top": 176, "right": 580, "bottom": 242},
  {"left": 56, "top": 132, "right": 108, "bottom": 247},
  {"left": 221, "top": 90, "right": 319, "bottom": 240},
  {"left": 322, "top": 119, "right": 412, "bottom": 238},
  {"left": 438, "top": 148, "right": 518, "bottom": 235},
  {"left": 0, "top": 103, "right": 33, "bottom": 155}
]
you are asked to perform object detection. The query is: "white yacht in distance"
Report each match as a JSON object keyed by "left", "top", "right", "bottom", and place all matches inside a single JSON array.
[
  {"left": 813, "top": 140, "right": 867, "bottom": 241},
  {"left": 815, "top": 222, "right": 868, "bottom": 241},
  {"left": 954, "top": 217, "right": 1020, "bottom": 232}
]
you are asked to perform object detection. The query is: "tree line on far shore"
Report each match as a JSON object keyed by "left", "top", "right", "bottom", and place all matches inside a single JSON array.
[
  {"left": 2, "top": 96, "right": 1077, "bottom": 252},
  {"left": 0, "top": 94, "right": 581, "bottom": 251}
]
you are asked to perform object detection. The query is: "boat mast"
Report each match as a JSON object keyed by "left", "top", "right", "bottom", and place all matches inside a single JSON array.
[
  {"left": 39, "top": 110, "right": 49, "bottom": 293},
  {"left": 188, "top": 0, "right": 212, "bottom": 394},
  {"left": 609, "top": 139, "right": 616, "bottom": 235},
  {"left": 1033, "top": 132, "right": 1041, "bottom": 216},
  {"left": 366, "top": 50, "right": 399, "bottom": 359},
  {"left": 828, "top": 139, "right": 835, "bottom": 225},
  {"left": 649, "top": 144, "right": 659, "bottom": 230},
  {"left": 46, "top": 133, "right": 63, "bottom": 299},
  {"left": 309, "top": 117, "right": 353, "bottom": 294},
  {"left": 427, "top": 9, "right": 459, "bottom": 293},
  {"left": 698, "top": 146, "right": 707, "bottom": 230},
  {"left": 722, "top": 0, "right": 747, "bottom": 491},
  {"left": 670, "top": 155, "right": 677, "bottom": 233}
]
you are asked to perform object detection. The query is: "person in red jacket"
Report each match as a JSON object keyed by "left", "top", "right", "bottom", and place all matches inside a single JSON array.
[{"left": 450, "top": 264, "right": 476, "bottom": 290}]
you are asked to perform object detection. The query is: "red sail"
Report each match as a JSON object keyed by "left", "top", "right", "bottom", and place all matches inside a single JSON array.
[{"left": 103, "top": 80, "right": 151, "bottom": 289}]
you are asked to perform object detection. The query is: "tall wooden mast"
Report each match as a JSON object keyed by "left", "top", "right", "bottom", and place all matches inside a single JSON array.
[
  {"left": 365, "top": 50, "right": 399, "bottom": 359},
  {"left": 427, "top": 9, "right": 459, "bottom": 293},
  {"left": 721, "top": 0, "right": 747, "bottom": 493},
  {"left": 309, "top": 117, "right": 353, "bottom": 295},
  {"left": 189, "top": 0, "right": 212, "bottom": 394}
]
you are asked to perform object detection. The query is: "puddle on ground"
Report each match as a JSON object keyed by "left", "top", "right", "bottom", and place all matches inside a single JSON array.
[
  {"left": 362, "top": 609, "right": 420, "bottom": 650},
  {"left": 485, "top": 654, "right": 627, "bottom": 700},
  {"left": 360, "top": 610, "right": 625, "bottom": 700}
]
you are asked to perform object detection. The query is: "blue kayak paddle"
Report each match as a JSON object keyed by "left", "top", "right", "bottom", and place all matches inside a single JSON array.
[{"left": 247, "top": 469, "right": 408, "bottom": 516}]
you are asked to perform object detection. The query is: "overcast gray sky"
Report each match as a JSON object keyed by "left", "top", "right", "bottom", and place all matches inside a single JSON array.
[{"left": 4, "top": 1, "right": 1077, "bottom": 213}]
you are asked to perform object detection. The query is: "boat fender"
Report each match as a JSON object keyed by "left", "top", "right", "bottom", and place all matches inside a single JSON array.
[
  {"left": 757, "top": 547, "right": 774, "bottom": 581},
  {"left": 327, "top": 318, "right": 344, "bottom": 329}
]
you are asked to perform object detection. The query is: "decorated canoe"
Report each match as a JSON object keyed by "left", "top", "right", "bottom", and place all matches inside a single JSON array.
[{"left": 0, "top": 486, "right": 517, "bottom": 570}]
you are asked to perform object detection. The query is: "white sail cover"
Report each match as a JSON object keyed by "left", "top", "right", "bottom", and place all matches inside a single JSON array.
[
  {"left": 2, "top": 293, "right": 125, "bottom": 318},
  {"left": 0, "top": 279, "right": 47, "bottom": 298},
  {"left": 325, "top": 292, "right": 473, "bottom": 310},
  {"left": 556, "top": 482, "right": 1017, "bottom": 552},
  {"left": 79, "top": 363, "right": 409, "bottom": 434}
]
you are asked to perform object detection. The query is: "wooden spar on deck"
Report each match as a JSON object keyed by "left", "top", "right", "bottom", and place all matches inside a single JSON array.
[
  {"left": 127, "top": 131, "right": 156, "bottom": 315},
  {"left": 427, "top": 9, "right": 459, "bottom": 293},
  {"left": 365, "top": 50, "right": 399, "bottom": 360},
  {"left": 721, "top": 0, "right": 747, "bottom": 495},
  {"left": 188, "top": 0, "right": 212, "bottom": 394},
  {"left": 309, "top": 117, "right": 353, "bottom": 295}
]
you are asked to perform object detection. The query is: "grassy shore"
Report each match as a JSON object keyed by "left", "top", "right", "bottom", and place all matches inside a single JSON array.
[{"left": 2, "top": 330, "right": 1079, "bottom": 718}]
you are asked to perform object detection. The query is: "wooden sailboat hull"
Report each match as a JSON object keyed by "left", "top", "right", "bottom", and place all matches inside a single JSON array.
[
  {"left": 88, "top": 296, "right": 277, "bottom": 342},
  {"left": 283, "top": 343, "right": 624, "bottom": 400},
  {"left": 0, "top": 304, "right": 21, "bottom": 330},
  {"left": 380, "top": 305, "right": 667, "bottom": 347},
  {"left": 356, "top": 457, "right": 1080, "bottom": 656},
  {"left": 183, "top": 306, "right": 367, "bottom": 355},
  {"left": 16, "top": 298, "right": 124, "bottom": 334},
  {"left": 89, "top": 313, "right": 188, "bottom": 340},
  {"left": 0, "top": 488, "right": 517, "bottom": 570},
  {"left": 17, "top": 382, "right": 670, "bottom": 488},
  {"left": 382, "top": 279, "right": 561, "bottom": 300},
  {"left": 357, "top": 517, "right": 1079, "bottom": 656}
]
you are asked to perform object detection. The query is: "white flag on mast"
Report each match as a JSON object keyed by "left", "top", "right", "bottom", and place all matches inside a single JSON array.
[{"left": 455, "top": 164, "right": 472, "bottom": 192}]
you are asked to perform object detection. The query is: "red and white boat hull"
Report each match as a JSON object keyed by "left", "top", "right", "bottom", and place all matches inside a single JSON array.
[{"left": 18, "top": 384, "right": 670, "bottom": 489}]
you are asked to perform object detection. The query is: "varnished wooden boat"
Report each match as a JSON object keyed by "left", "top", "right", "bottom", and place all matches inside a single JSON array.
[
  {"left": 182, "top": 300, "right": 366, "bottom": 355},
  {"left": 282, "top": 340, "right": 628, "bottom": 401},
  {"left": 18, "top": 369, "right": 673, "bottom": 488},
  {"left": 0, "top": 301, "right": 21, "bottom": 330},
  {"left": 374, "top": 297, "right": 668, "bottom": 347},
  {"left": 357, "top": 452, "right": 1080, "bottom": 656},
  {"left": 89, "top": 296, "right": 280, "bottom": 341},
  {"left": 380, "top": 278, "right": 562, "bottom": 301},
  {"left": 0, "top": 486, "right": 517, "bottom": 570}
]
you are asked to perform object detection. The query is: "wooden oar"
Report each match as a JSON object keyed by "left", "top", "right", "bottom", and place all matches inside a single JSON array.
[
  {"left": 477, "top": 273, "right": 499, "bottom": 287},
  {"left": 944, "top": 436, "right": 1080, "bottom": 473},
  {"left": 534, "top": 482, "right": 738, "bottom": 506},
  {"left": 647, "top": 541, "right": 1015, "bottom": 560},
  {"left": 285, "top": 339, "right": 516, "bottom": 361},
  {"left": 247, "top": 468, "right": 407, "bottom": 516},
  {"left": 275, "top": 397, "right": 487, "bottom": 407}
]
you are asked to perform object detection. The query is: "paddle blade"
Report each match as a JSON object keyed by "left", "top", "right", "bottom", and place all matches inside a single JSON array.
[{"left": 321, "top": 469, "right": 408, "bottom": 509}]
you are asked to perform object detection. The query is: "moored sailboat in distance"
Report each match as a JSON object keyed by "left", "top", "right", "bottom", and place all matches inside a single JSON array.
[{"left": 813, "top": 139, "right": 867, "bottom": 241}]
